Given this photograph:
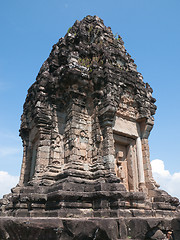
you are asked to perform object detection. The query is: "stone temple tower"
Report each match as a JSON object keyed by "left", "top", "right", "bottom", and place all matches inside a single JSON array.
[{"left": 0, "top": 16, "right": 179, "bottom": 240}]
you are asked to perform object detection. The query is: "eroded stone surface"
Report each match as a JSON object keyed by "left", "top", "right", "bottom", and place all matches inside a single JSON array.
[
  {"left": 0, "top": 217, "right": 179, "bottom": 240},
  {"left": 0, "top": 15, "right": 179, "bottom": 239}
]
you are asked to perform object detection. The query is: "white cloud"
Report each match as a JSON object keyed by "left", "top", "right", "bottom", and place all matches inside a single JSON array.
[
  {"left": 0, "top": 159, "right": 179, "bottom": 202},
  {"left": 0, "top": 171, "right": 19, "bottom": 199},
  {"left": 151, "top": 159, "right": 180, "bottom": 200}
]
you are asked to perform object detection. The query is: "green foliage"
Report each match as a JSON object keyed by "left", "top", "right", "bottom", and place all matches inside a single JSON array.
[
  {"left": 78, "top": 57, "right": 91, "bottom": 67},
  {"left": 67, "top": 27, "right": 72, "bottom": 33},
  {"left": 78, "top": 55, "right": 104, "bottom": 73},
  {"left": 88, "top": 24, "right": 93, "bottom": 33},
  {"left": 113, "top": 33, "right": 121, "bottom": 41}
]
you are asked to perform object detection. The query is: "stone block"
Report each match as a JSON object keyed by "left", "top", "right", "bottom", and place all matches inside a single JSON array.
[{"left": 0, "top": 15, "right": 179, "bottom": 240}]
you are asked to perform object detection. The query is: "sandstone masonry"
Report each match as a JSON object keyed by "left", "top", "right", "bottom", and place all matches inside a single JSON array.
[{"left": 0, "top": 16, "right": 179, "bottom": 240}]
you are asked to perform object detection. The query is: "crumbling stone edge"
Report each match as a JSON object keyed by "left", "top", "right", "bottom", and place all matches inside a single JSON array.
[{"left": 0, "top": 216, "right": 180, "bottom": 239}]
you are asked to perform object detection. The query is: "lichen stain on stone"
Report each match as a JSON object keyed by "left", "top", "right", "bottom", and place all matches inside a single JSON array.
[{"left": 0, "top": 15, "right": 179, "bottom": 240}]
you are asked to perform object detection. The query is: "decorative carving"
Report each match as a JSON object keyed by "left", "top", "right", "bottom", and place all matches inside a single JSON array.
[
  {"left": 117, "top": 89, "right": 139, "bottom": 120},
  {"left": 115, "top": 151, "right": 129, "bottom": 191},
  {"left": 0, "top": 16, "right": 179, "bottom": 239},
  {"left": 51, "top": 134, "right": 64, "bottom": 165}
]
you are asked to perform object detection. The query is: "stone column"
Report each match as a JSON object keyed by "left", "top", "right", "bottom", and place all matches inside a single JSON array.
[
  {"left": 97, "top": 104, "right": 116, "bottom": 173},
  {"left": 128, "top": 142, "right": 139, "bottom": 192},
  {"left": 136, "top": 136, "right": 145, "bottom": 189},
  {"left": 19, "top": 143, "right": 27, "bottom": 185},
  {"left": 102, "top": 125, "right": 115, "bottom": 172}
]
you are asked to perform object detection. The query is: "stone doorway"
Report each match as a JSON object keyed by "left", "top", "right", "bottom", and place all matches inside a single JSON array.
[
  {"left": 114, "top": 143, "right": 129, "bottom": 191},
  {"left": 113, "top": 133, "right": 139, "bottom": 192}
]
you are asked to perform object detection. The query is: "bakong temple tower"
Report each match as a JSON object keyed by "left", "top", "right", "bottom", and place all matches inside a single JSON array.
[{"left": 0, "top": 16, "right": 179, "bottom": 240}]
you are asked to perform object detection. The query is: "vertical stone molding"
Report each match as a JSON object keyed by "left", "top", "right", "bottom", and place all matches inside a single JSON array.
[
  {"left": 136, "top": 137, "right": 146, "bottom": 190},
  {"left": 0, "top": 15, "right": 179, "bottom": 240}
]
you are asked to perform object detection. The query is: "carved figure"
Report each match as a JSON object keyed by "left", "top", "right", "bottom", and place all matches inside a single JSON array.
[
  {"left": 52, "top": 135, "right": 63, "bottom": 164},
  {"left": 0, "top": 15, "right": 179, "bottom": 240},
  {"left": 115, "top": 151, "right": 129, "bottom": 190}
]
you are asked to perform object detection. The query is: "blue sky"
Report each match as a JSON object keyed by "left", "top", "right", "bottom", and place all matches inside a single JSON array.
[{"left": 0, "top": 0, "right": 180, "bottom": 198}]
